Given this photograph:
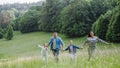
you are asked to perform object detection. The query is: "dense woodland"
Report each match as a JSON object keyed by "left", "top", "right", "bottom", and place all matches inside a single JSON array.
[{"left": 0, "top": 0, "right": 120, "bottom": 42}]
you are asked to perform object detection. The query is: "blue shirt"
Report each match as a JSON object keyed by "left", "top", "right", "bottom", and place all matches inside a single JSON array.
[
  {"left": 65, "top": 45, "right": 80, "bottom": 53},
  {"left": 48, "top": 36, "right": 64, "bottom": 50}
]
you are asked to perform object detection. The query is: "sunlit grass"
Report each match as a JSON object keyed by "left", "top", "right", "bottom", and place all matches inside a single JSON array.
[
  {"left": 0, "top": 53, "right": 119, "bottom": 68},
  {"left": 0, "top": 31, "right": 120, "bottom": 68}
]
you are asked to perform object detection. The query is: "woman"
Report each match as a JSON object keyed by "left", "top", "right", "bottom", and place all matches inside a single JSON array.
[{"left": 81, "top": 31, "right": 109, "bottom": 61}]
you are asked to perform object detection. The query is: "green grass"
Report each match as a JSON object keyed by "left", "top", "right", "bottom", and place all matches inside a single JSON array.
[
  {"left": 0, "top": 31, "right": 86, "bottom": 59},
  {"left": 0, "top": 31, "right": 120, "bottom": 68}
]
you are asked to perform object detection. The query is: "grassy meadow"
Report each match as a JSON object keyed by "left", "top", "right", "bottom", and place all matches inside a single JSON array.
[{"left": 0, "top": 31, "right": 120, "bottom": 68}]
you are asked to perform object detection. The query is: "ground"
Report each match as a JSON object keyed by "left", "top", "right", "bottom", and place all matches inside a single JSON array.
[{"left": 0, "top": 31, "right": 120, "bottom": 68}]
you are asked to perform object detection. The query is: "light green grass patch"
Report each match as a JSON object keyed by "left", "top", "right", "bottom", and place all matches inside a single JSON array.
[{"left": 0, "top": 31, "right": 120, "bottom": 68}]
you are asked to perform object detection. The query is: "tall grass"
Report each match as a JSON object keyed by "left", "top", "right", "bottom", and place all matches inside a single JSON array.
[
  {"left": 0, "top": 31, "right": 120, "bottom": 68},
  {"left": 0, "top": 52, "right": 119, "bottom": 68}
]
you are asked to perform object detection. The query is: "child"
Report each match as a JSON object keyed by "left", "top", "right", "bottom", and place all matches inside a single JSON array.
[
  {"left": 64, "top": 40, "right": 81, "bottom": 62},
  {"left": 37, "top": 43, "right": 48, "bottom": 63}
]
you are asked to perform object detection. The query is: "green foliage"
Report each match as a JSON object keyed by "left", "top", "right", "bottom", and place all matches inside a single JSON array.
[
  {"left": 19, "top": 7, "right": 41, "bottom": 33},
  {"left": 0, "top": 32, "right": 3, "bottom": 39},
  {"left": 90, "top": 0, "right": 113, "bottom": 22},
  {"left": 61, "top": 0, "right": 90, "bottom": 37},
  {"left": 93, "top": 4, "right": 120, "bottom": 42},
  {"left": 61, "top": 0, "right": 111, "bottom": 37},
  {"left": 106, "top": 7, "right": 120, "bottom": 42},
  {"left": 5, "top": 25, "right": 14, "bottom": 40},
  {"left": 92, "top": 10, "right": 112, "bottom": 40},
  {"left": 12, "top": 18, "right": 19, "bottom": 31},
  {"left": 38, "top": 0, "right": 66, "bottom": 32},
  {"left": 5, "top": 0, "right": 116, "bottom": 38},
  {"left": 112, "top": 13, "right": 120, "bottom": 42},
  {"left": 0, "top": 26, "right": 4, "bottom": 39},
  {"left": 38, "top": 0, "right": 55, "bottom": 32}
]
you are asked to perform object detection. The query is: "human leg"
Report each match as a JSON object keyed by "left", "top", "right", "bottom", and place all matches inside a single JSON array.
[
  {"left": 88, "top": 47, "right": 92, "bottom": 61},
  {"left": 69, "top": 53, "right": 74, "bottom": 61},
  {"left": 52, "top": 49, "right": 59, "bottom": 62}
]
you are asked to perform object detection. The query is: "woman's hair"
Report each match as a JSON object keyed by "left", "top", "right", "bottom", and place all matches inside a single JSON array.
[
  {"left": 88, "top": 32, "right": 91, "bottom": 37},
  {"left": 88, "top": 31, "right": 95, "bottom": 37}
]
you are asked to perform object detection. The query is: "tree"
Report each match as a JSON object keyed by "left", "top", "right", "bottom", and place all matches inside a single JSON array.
[
  {"left": 5, "top": 24, "right": 14, "bottom": 40},
  {"left": 106, "top": 6, "right": 120, "bottom": 42},
  {"left": 60, "top": 0, "right": 114, "bottom": 37},
  {"left": 92, "top": 0, "right": 119, "bottom": 42},
  {"left": 39, "top": 0, "right": 59, "bottom": 32},
  {"left": 12, "top": 18, "right": 21, "bottom": 31},
  {"left": 38, "top": 0, "right": 72, "bottom": 32},
  {"left": 18, "top": 6, "right": 41, "bottom": 33},
  {"left": 0, "top": 26, "right": 3, "bottom": 39},
  {"left": 61, "top": 0, "right": 97, "bottom": 37},
  {"left": 92, "top": 10, "right": 112, "bottom": 40},
  {"left": 0, "top": 11, "right": 10, "bottom": 28},
  {"left": 112, "top": 12, "right": 120, "bottom": 42}
]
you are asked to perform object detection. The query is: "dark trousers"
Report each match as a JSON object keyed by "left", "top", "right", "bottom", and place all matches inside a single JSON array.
[{"left": 52, "top": 48, "right": 60, "bottom": 62}]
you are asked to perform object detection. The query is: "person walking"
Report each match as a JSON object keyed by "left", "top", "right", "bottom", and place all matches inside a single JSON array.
[
  {"left": 81, "top": 31, "right": 109, "bottom": 61},
  {"left": 64, "top": 40, "right": 82, "bottom": 62},
  {"left": 47, "top": 32, "right": 64, "bottom": 62}
]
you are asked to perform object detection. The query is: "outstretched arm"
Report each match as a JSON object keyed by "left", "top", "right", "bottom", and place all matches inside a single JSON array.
[
  {"left": 38, "top": 45, "right": 43, "bottom": 49},
  {"left": 81, "top": 39, "right": 88, "bottom": 48},
  {"left": 97, "top": 37, "right": 109, "bottom": 44},
  {"left": 64, "top": 46, "right": 69, "bottom": 51},
  {"left": 75, "top": 46, "right": 80, "bottom": 49},
  {"left": 61, "top": 45, "right": 64, "bottom": 51},
  {"left": 47, "top": 38, "right": 53, "bottom": 47}
]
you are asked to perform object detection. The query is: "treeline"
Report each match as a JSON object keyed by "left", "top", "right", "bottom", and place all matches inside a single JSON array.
[
  {"left": 0, "top": 1, "right": 44, "bottom": 28},
  {"left": 0, "top": 1, "right": 44, "bottom": 40},
  {"left": 92, "top": 0, "right": 120, "bottom": 42},
  {"left": 17, "top": 0, "right": 116, "bottom": 37},
  {"left": 0, "top": 0, "right": 119, "bottom": 42}
]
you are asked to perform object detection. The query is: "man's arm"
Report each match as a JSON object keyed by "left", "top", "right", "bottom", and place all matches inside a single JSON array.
[
  {"left": 61, "top": 45, "right": 64, "bottom": 51},
  {"left": 47, "top": 38, "right": 53, "bottom": 47},
  {"left": 60, "top": 38, "right": 65, "bottom": 50}
]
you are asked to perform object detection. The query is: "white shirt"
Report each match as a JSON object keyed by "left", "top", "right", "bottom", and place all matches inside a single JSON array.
[
  {"left": 38, "top": 45, "right": 47, "bottom": 56},
  {"left": 53, "top": 39, "right": 56, "bottom": 49},
  {"left": 70, "top": 46, "right": 73, "bottom": 53}
]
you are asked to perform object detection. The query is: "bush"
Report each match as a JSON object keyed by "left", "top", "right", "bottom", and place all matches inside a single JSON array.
[
  {"left": 0, "top": 26, "right": 3, "bottom": 39},
  {"left": 0, "top": 32, "right": 3, "bottom": 39},
  {"left": 19, "top": 10, "right": 40, "bottom": 33},
  {"left": 5, "top": 25, "right": 14, "bottom": 40}
]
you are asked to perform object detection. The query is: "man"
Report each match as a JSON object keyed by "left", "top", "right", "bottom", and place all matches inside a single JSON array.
[{"left": 47, "top": 32, "right": 64, "bottom": 62}]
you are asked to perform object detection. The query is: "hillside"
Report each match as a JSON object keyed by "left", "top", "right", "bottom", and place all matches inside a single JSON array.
[{"left": 0, "top": 31, "right": 120, "bottom": 68}]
